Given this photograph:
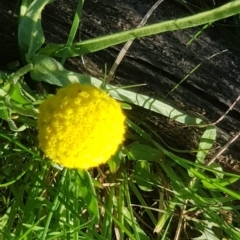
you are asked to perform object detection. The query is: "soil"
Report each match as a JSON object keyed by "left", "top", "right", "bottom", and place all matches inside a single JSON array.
[{"left": 1, "top": 0, "right": 240, "bottom": 175}]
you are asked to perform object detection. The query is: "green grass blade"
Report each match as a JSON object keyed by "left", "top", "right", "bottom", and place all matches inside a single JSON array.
[
  {"left": 163, "top": 63, "right": 202, "bottom": 99},
  {"left": 77, "top": 170, "right": 100, "bottom": 223},
  {"left": 190, "top": 168, "right": 240, "bottom": 200},
  {"left": 101, "top": 185, "right": 114, "bottom": 239},
  {"left": 0, "top": 167, "right": 28, "bottom": 187},
  {"left": 129, "top": 182, "right": 157, "bottom": 225},
  {"left": 19, "top": 0, "right": 33, "bottom": 19},
  {"left": 127, "top": 143, "right": 164, "bottom": 161},
  {"left": 41, "top": 169, "right": 68, "bottom": 240},
  {"left": 18, "top": 216, "right": 46, "bottom": 240},
  {"left": 72, "top": 170, "right": 80, "bottom": 240},
  {"left": 103, "top": 199, "right": 137, "bottom": 240},
  {"left": 61, "top": 0, "right": 84, "bottom": 65},
  {"left": 0, "top": 132, "right": 40, "bottom": 158},
  {"left": 154, "top": 200, "right": 176, "bottom": 233},
  {"left": 123, "top": 173, "right": 142, "bottom": 240},
  {"left": 118, "top": 178, "right": 125, "bottom": 240}
]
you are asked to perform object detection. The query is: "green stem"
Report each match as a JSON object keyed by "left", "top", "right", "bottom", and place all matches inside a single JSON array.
[
  {"left": 0, "top": 132, "right": 40, "bottom": 157},
  {"left": 41, "top": 169, "right": 68, "bottom": 240},
  {"left": 9, "top": 63, "right": 33, "bottom": 84},
  {"left": 41, "top": 1, "right": 240, "bottom": 56}
]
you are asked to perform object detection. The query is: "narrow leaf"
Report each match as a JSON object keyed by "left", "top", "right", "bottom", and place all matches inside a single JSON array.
[
  {"left": 127, "top": 143, "right": 164, "bottom": 161},
  {"left": 18, "top": 0, "right": 54, "bottom": 61},
  {"left": 30, "top": 55, "right": 91, "bottom": 86},
  {"left": 196, "top": 126, "right": 216, "bottom": 163},
  {"left": 202, "top": 177, "right": 239, "bottom": 190},
  {"left": 134, "top": 160, "right": 153, "bottom": 192},
  {"left": 30, "top": 55, "right": 205, "bottom": 125},
  {"left": 77, "top": 170, "right": 99, "bottom": 223},
  {"left": 39, "top": 1, "right": 240, "bottom": 57}
]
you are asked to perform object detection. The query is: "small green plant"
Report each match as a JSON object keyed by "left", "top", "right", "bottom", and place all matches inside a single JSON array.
[{"left": 1, "top": 0, "right": 240, "bottom": 239}]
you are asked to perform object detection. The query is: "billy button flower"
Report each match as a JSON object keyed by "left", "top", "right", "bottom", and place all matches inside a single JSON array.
[{"left": 37, "top": 83, "right": 126, "bottom": 169}]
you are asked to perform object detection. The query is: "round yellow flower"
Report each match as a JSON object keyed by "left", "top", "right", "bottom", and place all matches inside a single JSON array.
[{"left": 37, "top": 83, "right": 125, "bottom": 169}]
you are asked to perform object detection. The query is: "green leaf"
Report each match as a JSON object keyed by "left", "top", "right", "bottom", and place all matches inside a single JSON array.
[
  {"left": 77, "top": 170, "right": 99, "bottom": 223},
  {"left": 190, "top": 168, "right": 240, "bottom": 200},
  {"left": 190, "top": 193, "right": 219, "bottom": 205},
  {"left": 18, "top": 0, "right": 54, "bottom": 61},
  {"left": 196, "top": 126, "right": 216, "bottom": 163},
  {"left": 108, "top": 87, "right": 204, "bottom": 125},
  {"left": 108, "top": 149, "right": 124, "bottom": 173},
  {"left": 202, "top": 177, "right": 239, "bottom": 190},
  {"left": 118, "top": 203, "right": 150, "bottom": 240},
  {"left": 0, "top": 102, "right": 9, "bottom": 121},
  {"left": 127, "top": 143, "right": 164, "bottom": 161},
  {"left": 121, "top": 102, "right": 132, "bottom": 110},
  {"left": 133, "top": 160, "right": 153, "bottom": 192},
  {"left": 30, "top": 55, "right": 204, "bottom": 125},
  {"left": 4, "top": 83, "right": 31, "bottom": 105},
  {"left": 30, "top": 55, "right": 92, "bottom": 86},
  {"left": 208, "top": 162, "right": 224, "bottom": 179},
  {"left": 0, "top": 205, "right": 11, "bottom": 229},
  {"left": 39, "top": 1, "right": 240, "bottom": 57},
  {"left": 192, "top": 222, "right": 220, "bottom": 240}
]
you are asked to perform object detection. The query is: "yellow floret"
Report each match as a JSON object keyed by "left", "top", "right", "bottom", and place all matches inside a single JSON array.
[{"left": 37, "top": 83, "right": 125, "bottom": 169}]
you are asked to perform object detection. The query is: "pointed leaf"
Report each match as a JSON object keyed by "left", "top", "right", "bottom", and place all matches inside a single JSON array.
[
  {"left": 134, "top": 160, "right": 153, "bottom": 192},
  {"left": 196, "top": 126, "right": 216, "bottom": 164},
  {"left": 31, "top": 55, "right": 205, "bottom": 125},
  {"left": 108, "top": 149, "right": 124, "bottom": 173},
  {"left": 202, "top": 177, "right": 239, "bottom": 190},
  {"left": 31, "top": 55, "right": 91, "bottom": 86},
  {"left": 18, "top": 0, "right": 54, "bottom": 61},
  {"left": 127, "top": 143, "right": 164, "bottom": 161},
  {"left": 39, "top": 1, "right": 240, "bottom": 57}
]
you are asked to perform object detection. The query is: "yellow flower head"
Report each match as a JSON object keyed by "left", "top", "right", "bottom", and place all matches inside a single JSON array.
[{"left": 37, "top": 83, "right": 125, "bottom": 169}]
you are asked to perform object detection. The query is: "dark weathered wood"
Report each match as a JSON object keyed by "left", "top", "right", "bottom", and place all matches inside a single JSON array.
[{"left": 1, "top": 0, "right": 240, "bottom": 166}]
